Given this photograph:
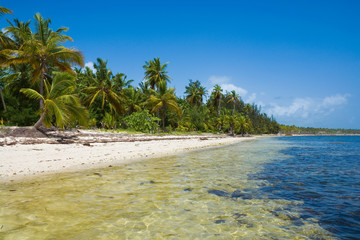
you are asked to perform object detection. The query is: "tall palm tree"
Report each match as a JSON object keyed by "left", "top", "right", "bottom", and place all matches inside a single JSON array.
[
  {"left": 147, "top": 81, "right": 181, "bottom": 131},
  {"left": 143, "top": 57, "right": 171, "bottom": 91},
  {"left": 20, "top": 72, "right": 88, "bottom": 129},
  {"left": 82, "top": 58, "right": 125, "bottom": 114},
  {"left": 1, "top": 13, "right": 84, "bottom": 109},
  {"left": 227, "top": 90, "right": 241, "bottom": 115},
  {"left": 185, "top": 80, "right": 207, "bottom": 106},
  {"left": 211, "top": 84, "right": 223, "bottom": 116}
]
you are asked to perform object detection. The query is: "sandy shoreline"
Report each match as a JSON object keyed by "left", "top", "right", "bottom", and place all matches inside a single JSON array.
[{"left": 0, "top": 129, "right": 258, "bottom": 183}]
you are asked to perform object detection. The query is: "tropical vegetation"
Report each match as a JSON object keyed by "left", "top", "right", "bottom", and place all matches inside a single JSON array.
[{"left": 0, "top": 7, "right": 282, "bottom": 135}]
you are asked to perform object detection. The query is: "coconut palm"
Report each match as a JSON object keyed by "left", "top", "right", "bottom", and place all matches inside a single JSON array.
[
  {"left": 211, "top": 84, "right": 223, "bottom": 115},
  {"left": 143, "top": 57, "right": 171, "bottom": 91},
  {"left": 113, "top": 73, "right": 133, "bottom": 92},
  {"left": 123, "top": 86, "right": 143, "bottom": 114},
  {"left": 147, "top": 81, "right": 181, "bottom": 131},
  {"left": 185, "top": 80, "right": 207, "bottom": 106},
  {"left": 20, "top": 72, "right": 88, "bottom": 129},
  {"left": 0, "top": 7, "right": 12, "bottom": 15},
  {"left": 227, "top": 90, "right": 241, "bottom": 115},
  {"left": 82, "top": 58, "right": 125, "bottom": 114},
  {"left": 1, "top": 13, "right": 84, "bottom": 109}
]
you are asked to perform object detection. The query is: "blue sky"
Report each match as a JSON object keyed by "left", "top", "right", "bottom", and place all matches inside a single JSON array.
[{"left": 4, "top": 0, "right": 360, "bottom": 129}]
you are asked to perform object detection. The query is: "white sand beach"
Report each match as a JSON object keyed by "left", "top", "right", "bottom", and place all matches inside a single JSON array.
[{"left": 0, "top": 129, "right": 257, "bottom": 183}]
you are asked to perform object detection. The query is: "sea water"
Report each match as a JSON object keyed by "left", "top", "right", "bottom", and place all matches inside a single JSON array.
[{"left": 0, "top": 136, "right": 359, "bottom": 239}]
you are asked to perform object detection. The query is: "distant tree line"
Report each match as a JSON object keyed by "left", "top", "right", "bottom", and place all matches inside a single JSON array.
[
  {"left": 280, "top": 125, "right": 360, "bottom": 135},
  {"left": 0, "top": 7, "right": 281, "bottom": 134}
]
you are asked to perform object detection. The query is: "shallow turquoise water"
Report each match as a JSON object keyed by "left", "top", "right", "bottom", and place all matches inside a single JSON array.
[{"left": 0, "top": 138, "right": 336, "bottom": 239}]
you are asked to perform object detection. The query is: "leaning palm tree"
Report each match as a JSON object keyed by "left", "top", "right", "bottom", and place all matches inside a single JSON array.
[
  {"left": 1, "top": 13, "right": 84, "bottom": 109},
  {"left": 82, "top": 58, "right": 125, "bottom": 114},
  {"left": 20, "top": 72, "right": 88, "bottom": 129},
  {"left": 143, "top": 57, "right": 171, "bottom": 91},
  {"left": 147, "top": 81, "right": 181, "bottom": 131}
]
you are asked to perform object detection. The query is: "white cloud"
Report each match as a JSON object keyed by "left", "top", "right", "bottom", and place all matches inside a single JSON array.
[
  {"left": 221, "top": 83, "right": 248, "bottom": 97},
  {"left": 266, "top": 94, "right": 350, "bottom": 119},
  {"left": 246, "top": 93, "right": 257, "bottom": 103},
  {"left": 320, "top": 94, "right": 350, "bottom": 108},
  {"left": 84, "top": 62, "right": 95, "bottom": 73},
  {"left": 208, "top": 75, "right": 251, "bottom": 100},
  {"left": 209, "top": 75, "right": 230, "bottom": 84}
]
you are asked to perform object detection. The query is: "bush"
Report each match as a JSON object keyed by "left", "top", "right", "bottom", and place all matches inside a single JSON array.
[{"left": 123, "top": 110, "right": 160, "bottom": 133}]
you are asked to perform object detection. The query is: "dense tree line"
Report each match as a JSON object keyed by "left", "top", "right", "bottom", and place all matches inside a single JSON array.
[{"left": 0, "top": 8, "right": 280, "bottom": 135}]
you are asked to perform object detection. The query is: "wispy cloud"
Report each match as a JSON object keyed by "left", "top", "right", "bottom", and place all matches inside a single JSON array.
[
  {"left": 209, "top": 75, "right": 230, "bottom": 84},
  {"left": 246, "top": 93, "right": 257, "bottom": 103},
  {"left": 266, "top": 94, "right": 351, "bottom": 119}
]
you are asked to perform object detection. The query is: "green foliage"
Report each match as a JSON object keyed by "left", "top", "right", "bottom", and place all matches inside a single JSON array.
[
  {"left": 20, "top": 72, "right": 88, "bottom": 129},
  {"left": 122, "top": 110, "right": 160, "bottom": 133},
  {"left": 101, "top": 112, "right": 117, "bottom": 129}
]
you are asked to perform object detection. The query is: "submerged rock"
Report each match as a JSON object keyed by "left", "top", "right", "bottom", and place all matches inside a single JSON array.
[
  {"left": 207, "top": 189, "right": 230, "bottom": 197},
  {"left": 214, "top": 220, "right": 226, "bottom": 224},
  {"left": 231, "top": 190, "right": 253, "bottom": 199}
]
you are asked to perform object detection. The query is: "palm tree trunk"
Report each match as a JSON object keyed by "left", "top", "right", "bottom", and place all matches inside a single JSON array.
[
  {"left": 39, "top": 66, "right": 45, "bottom": 109},
  {"left": 161, "top": 103, "right": 167, "bottom": 132},
  {"left": 0, "top": 88, "right": 6, "bottom": 112},
  {"left": 34, "top": 109, "right": 47, "bottom": 129},
  {"left": 217, "top": 98, "right": 221, "bottom": 116},
  {"left": 233, "top": 101, "right": 235, "bottom": 115}
]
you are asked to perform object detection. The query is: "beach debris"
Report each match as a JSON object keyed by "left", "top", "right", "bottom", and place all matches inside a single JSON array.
[
  {"left": 184, "top": 188, "right": 192, "bottom": 192},
  {"left": 93, "top": 172, "right": 102, "bottom": 177}
]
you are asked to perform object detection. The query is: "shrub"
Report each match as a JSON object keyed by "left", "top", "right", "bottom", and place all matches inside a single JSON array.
[{"left": 123, "top": 110, "right": 160, "bottom": 133}]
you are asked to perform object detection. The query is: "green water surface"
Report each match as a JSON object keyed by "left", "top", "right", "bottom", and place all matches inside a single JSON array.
[{"left": 0, "top": 138, "right": 334, "bottom": 239}]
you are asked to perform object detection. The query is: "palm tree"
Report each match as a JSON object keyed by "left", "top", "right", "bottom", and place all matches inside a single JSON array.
[
  {"left": 82, "top": 58, "right": 125, "bottom": 114},
  {"left": 124, "top": 86, "right": 143, "bottom": 114},
  {"left": 113, "top": 73, "right": 133, "bottom": 92},
  {"left": 0, "top": 69, "right": 7, "bottom": 112},
  {"left": 227, "top": 90, "right": 241, "bottom": 115},
  {"left": 20, "top": 72, "right": 88, "bottom": 129},
  {"left": 1, "top": 13, "right": 84, "bottom": 109},
  {"left": 147, "top": 81, "right": 181, "bottom": 131},
  {"left": 185, "top": 80, "right": 207, "bottom": 106},
  {"left": 0, "top": 7, "right": 12, "bottom": 49},
  {"left": 211, "top": 84, "right": 223, "bottom": 116},
  {"left": 0, "top": 7, "right": 12, "bottom": 15},
  {"left": 143, "top": 57, "right": 171, "bottom": 91}
]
